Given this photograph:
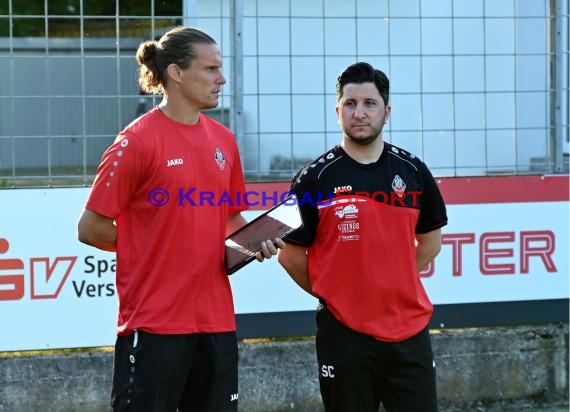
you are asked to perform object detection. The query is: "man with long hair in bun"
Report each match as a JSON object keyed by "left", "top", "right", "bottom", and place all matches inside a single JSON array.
[{"left": 78, "top": 26, "right": 284, "bottom": 412}]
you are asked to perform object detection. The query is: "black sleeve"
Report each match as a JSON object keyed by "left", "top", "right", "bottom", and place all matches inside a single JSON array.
[
  {"left": 283, "top": 167, "right": 320, "bottom": 247},
  {"left": 415, "top": 162, "right": 448, "bottom": 234}
]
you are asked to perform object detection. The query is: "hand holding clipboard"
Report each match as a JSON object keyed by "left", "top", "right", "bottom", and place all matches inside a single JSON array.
[{"left": 224, "top": 194, "right": 303, "bottom": 275}]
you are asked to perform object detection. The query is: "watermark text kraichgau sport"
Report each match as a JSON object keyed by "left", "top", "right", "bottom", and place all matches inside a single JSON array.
[{"left": 147, "top": 188, "right": 421, "bottom": 207}]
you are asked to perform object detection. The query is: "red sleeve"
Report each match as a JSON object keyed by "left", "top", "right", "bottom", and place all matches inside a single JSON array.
[
  {"left": 85, "top": 131, "right": 148, "bottom": 218},
  {"left": 227, "top": 141, "right": 248, "bottom": 216}
]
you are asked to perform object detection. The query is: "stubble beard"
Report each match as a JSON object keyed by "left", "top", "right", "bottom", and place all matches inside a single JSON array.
[{"left": 343, "top": 124, "right": 382, "bottom": 146}]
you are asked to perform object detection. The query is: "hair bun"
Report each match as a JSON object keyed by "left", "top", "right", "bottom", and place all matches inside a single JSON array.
[{"left": 136, "top": 40, "right": 157, "bottom": 66}]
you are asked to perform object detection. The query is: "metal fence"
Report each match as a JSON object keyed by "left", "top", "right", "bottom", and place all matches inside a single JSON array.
[{"left": 0, "top": 0, "right": 568, "bottom": 187}]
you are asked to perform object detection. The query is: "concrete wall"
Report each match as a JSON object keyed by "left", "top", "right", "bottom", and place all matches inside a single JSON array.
[{"left": 0, "top": 324, "right": 568, "bottom": 412}]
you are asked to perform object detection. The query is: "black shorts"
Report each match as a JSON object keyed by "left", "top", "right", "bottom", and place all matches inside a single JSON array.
[
  {"left": 111, "top": 330, "right": 238, "bottom": 412},
  {"left": 316, "top": 305, "right": 438, "bottom": 412}
]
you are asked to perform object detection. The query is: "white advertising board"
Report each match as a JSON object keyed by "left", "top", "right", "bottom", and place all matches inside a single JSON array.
[{"left": 0, "top": 184, "right": 568, "bottom": 351}]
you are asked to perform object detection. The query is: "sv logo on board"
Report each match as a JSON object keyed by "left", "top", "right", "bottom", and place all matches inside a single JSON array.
[{"left": 0, "top": 237, "right": 77, "bottom": 301}]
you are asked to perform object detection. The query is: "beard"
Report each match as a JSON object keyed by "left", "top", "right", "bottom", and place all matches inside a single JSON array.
[{"left": 342, "top": 123, "right": 382, "bottom": 146}]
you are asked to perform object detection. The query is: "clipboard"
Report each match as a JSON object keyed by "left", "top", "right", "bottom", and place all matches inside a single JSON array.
[{"left": 224, "top": 194, "right": 303, "bottom": 275}]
